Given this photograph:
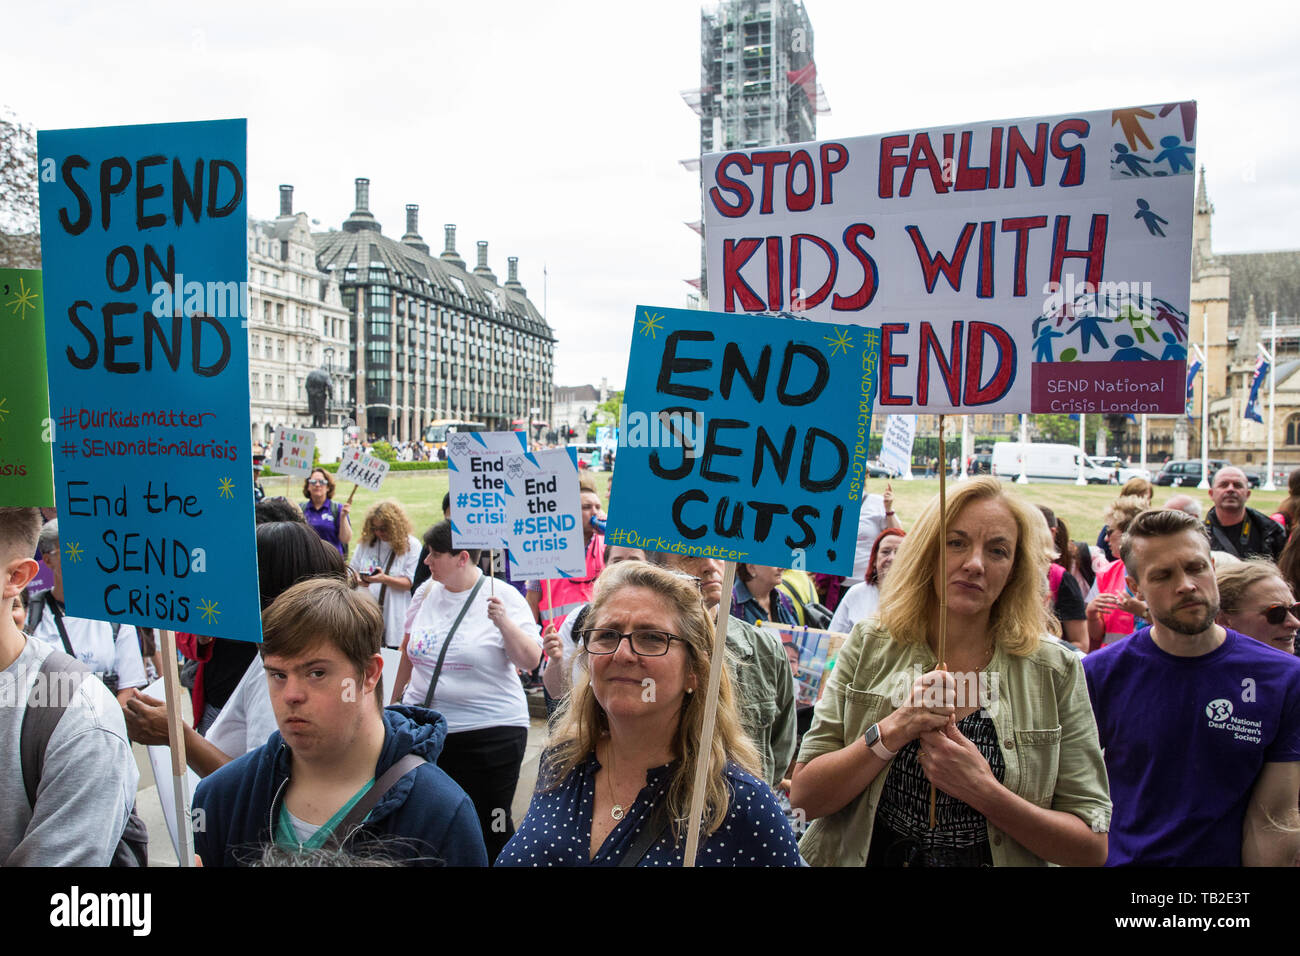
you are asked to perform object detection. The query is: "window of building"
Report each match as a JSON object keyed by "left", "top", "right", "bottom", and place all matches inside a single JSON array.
[{"left": 1286, "top": 415, "right": 1300, "bottom": 446}]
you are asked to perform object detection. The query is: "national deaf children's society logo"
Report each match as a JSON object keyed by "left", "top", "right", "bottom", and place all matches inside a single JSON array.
[{"left": 1205, "top": 698, "right": 1234, "bottom": 723}]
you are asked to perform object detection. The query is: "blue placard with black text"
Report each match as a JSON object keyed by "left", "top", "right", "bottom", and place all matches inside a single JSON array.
[
  {"left": 37, "top": 118, "right": 261, "bottom": 641},
  {"left": 607, "top": 305, "right": 879, "bottom": 576}
]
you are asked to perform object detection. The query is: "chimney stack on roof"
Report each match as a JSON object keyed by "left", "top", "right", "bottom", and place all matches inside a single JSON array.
[
  {"left": 279, "top": 184, "right": 293, "bottom": 217},
  {"left": 440, "top": 224, "right": 466, "bottom": 269},
  {"left": 401, "top": 203, "right": 429, "bottom": 254},
  {"left": 343, "top": 177, "right": 381, "bottom": 234},
  {"left": 505, "top": 256, "right": 526, "bottom": 295},
  {"left": 473, "top": 240, "right": 497, "bottom": 284}
]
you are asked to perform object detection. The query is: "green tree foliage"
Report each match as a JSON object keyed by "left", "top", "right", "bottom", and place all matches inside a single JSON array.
[
  {"left": 370, "top": 440, "right": 397, "bottom": 463},
  {"left": 1031, "top": 414, "right": 1105, "bottom": 446},
  {"left": 587, "top": 390, "right": 623, "bottom": 441}
]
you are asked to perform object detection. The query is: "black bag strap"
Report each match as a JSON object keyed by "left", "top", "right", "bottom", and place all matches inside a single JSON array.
[
  {"left": 46, "top": 596, "right": 75, "bottom": 657},
  {"left": 420, "top": 576, "right": 486, "bottom": 709},
  {"left": 617, "top": 791, "right": 672, "bottom": 867},
  {"left": 20, "top": 649, "right": 89, "bottom": 806},
  {"left": 376, "top": 549, "right": 398, "bottom": 608},
  {"left": 329, "top": 752, "right": 427, "bottom": 849}
]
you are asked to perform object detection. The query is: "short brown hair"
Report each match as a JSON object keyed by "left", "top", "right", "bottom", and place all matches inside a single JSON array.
[
  {"left": 1120, "top": 508, "right": 1209, "bottom": 578},
  {"left": 1120, "top": 476, "right": 1154, "bottom": 500},
  {"left": 578, "top": 474, "right": 598, "bottom": 496},
  {"left": 0, "top": 508, "right": 42, "bottom": 564},
  {"left": 261, "top": 577, "right": 383, "bottom": 702}
]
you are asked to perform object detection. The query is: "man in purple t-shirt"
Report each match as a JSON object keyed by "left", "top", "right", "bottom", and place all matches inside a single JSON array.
[{"left": 1084, "top": 508, "right": 1300, "bottom": 866}]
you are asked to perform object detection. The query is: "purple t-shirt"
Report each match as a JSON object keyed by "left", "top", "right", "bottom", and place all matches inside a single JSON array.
[
  {"left": 301, "top": 499, "right": 344, "bottom": 556},
  {"left": 1084, "top": 627, "right": 1300, "bottom": 866}
]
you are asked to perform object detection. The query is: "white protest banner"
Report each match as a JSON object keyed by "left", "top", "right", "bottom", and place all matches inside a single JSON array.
[
  {"left": 338, "top": 448, "right": 390, "bottom": 491},
  {"left": 879, "top": 415, "right": 916, "bottom": 477},
  {"left": 448, "top": 431, "right": 529, "bottom": 549},
  {"left": 703, "top": 102, "right": 1197, "bottom": 415},
  {"left": 502, "top": 447, "right": 586, "bottom": 579},
  {"left": 270, "top": 426, "right": 316, "bottom": 477}
]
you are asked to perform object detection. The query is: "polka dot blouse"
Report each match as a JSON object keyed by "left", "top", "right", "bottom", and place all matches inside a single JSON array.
[{"left": 495, "top": 754, "right": 802, "bottom": 867}]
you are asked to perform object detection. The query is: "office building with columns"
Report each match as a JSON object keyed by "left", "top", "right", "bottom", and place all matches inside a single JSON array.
[
  {"left": 247, "top": 186, "right": 352, "bottom": 443},
  {"left": 313, "top": 178, "right": 555, "bottom": 442}
]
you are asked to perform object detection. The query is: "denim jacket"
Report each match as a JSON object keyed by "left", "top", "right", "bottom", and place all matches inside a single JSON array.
[{"left": 797, "top": 622, "right": 1110, "bottom": 866}]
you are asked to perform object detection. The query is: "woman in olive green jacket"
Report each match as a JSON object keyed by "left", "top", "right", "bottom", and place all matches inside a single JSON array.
[{"left": 790, "top": 477, "right": 1111, "bottom": 866}]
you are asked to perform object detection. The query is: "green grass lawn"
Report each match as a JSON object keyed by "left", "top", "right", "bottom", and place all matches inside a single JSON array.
[{"left": 291, "top": 470, "right": 1283, "bottom": 559}]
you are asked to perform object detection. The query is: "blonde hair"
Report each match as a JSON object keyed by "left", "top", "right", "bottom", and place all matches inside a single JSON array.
[
  {"left": 360, "top": 500, "right": 414, "bottom": 554},
  {"left": 879, "top": 476, "right": 1052, "bottom": 655},
  {"left": 1104, "top": 495, "right": 1148, "bottom": 531},
  {"left": 541, "top": 561, "right": 759, "bottom": 842},
  {"left": 1216, "top": 558, "right": 1289, "bottom": 615}
]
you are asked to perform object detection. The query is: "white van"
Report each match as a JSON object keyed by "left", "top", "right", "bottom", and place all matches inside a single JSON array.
[{"left": 990, "top": 443, "right": 1111, "bottom": 483}]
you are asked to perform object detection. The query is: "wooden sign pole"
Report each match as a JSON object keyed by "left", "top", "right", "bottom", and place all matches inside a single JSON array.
[
  {"left": 683, "top": 559, "right": 738, "bottom": 867},
  {"left": 347, "top": 483, "right": 359, "bottom": 505},
  {"left": 158, "top": 629, "right": 194, "bottom": 866},
  {"left": 930, "top": 414, "right": 949, "bottom": 829}
]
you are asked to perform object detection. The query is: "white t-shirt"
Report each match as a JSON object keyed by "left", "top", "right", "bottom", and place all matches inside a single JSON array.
[
  {"left": 828, "top": 581, "right": 881, "bottom": 635},
  {"left": 29, "top": 603, "right": 147, "bottom": 692},
  {"left": 851, "top": 494, "right": 889, "bottom": 580},
  {"left": 401, "top": 571, "right": 541, "bottom": 733},
  {"left": 204, "top": 655, "right": 278, "bottom": 762},
  {"left": 350, "top": 534, "right": 422, "bottom": 649}
]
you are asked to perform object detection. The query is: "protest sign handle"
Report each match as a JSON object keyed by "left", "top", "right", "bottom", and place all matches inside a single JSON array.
[
  {"left": 489, "top": 550, "right": 495, "bottom": 597},
  {"left": 684, "top": 559, "right": 738, "bottom": 867},
  {"left": 158, "top": 629, "right": 195, "bottom": 866},
  {"left": 930, "top": 415, "right": 950, "bottom": 830},
  {"left": 347, "top": 483, "right": 358, "bottom": 505}
]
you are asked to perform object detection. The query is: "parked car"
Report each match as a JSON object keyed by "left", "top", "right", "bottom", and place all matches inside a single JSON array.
[
  {"left": 991, "top": 443, "right": 1112, "bottom": 483},
  {"left": 1153, "top": 459, "right": 1257, "bottom": 487},
  {"left": 866, "top": 459, "right": 896, "bottom": 478}
]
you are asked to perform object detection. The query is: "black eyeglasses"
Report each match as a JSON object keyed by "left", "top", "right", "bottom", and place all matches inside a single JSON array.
[
  {"left": 1260, "top": 603, "right": 1300, "bottom": 625},
  {"left": 578, "top": 628, "right": 685, "bottom": 656}
]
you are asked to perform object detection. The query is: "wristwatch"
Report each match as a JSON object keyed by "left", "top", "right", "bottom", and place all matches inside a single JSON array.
[{"left": 863, "top": 723, "right": 896, "bottom": 760}]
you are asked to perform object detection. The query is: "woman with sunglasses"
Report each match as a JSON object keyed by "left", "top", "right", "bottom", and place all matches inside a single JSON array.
[
  {"left": 1216, "top": 559, "right": 1300, "bottom": 656},
  {"left": 498, "top": 561, "right": 801, "bottom": 867},
  {"left": 300, "top": 468, "right": 351, "bottom": 557}
]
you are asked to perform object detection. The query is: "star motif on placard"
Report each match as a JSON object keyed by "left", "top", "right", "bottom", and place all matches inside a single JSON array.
[
  {"left": 0, "top": 397, "right": 8, "bottom": 424},
  {"left": 823, "top": 327, "right": 854, "bottom": 357},
  {"left": 637, "top": 310, "right": 664, "bottom": 339},
  {"left": 217, "top": 476, "right": 235, "bottom": 499},
  {"left": 6, "top": 278, "right": 38, "bottom": 321},
  {"left": 63, "top": 541, "right": 84, "bottom": 563},
  {"left": 198, "top": 599, "right": 221, "bottom": 626}
]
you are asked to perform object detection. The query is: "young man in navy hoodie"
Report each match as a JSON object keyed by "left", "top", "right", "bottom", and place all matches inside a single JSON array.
[{"left": 194, "top": 577, "right": 487, "bottom": 866}]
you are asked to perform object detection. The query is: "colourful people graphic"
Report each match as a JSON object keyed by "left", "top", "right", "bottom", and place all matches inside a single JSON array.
[
  {"left": 1034, "top": 325, "right": 1065, "bottom": 362},
  {"left": 1135, "top": 199, "right": 1168, "bottom": 237},
  {"left": 1118, "top": 305, "right": 1158, "bottom": 344},
  {"left": 1065, "top": 313, "right": 1111, "bottom": 354},
  {"left": 1112, "top": 334, "right": 1158, "bottom": 362},
  {"left": 1113, "top": 143, "right": 1151, "bottom": 176},
  {"left": 1153, "top": 135, "right": 1195, "bottom": 174},
  {"left": 1160, "top": 333, "right": 1187, "bottom": 361},
  {"left": 1112, "top": 107, "right": 1156, "bottom": 151},
  {"left": 1152, "top": 298, "right": 1188, "bottom": 341}
]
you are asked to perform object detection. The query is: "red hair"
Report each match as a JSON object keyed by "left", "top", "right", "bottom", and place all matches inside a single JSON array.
[{"left": 866, "top": 528, "right": 906, "bottom": 585}]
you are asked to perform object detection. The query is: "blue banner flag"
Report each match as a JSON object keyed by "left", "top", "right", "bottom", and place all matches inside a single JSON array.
[
  {"left": 1245, "top": 355, "right": 1269, "bottom": 424},
  {"left": 1185, "top": 359, "right": 1201, "bottom": 421},
  {"left": 607, "top": 305, "right": 880, "bottom": 576},
  {"left": 37, "top": 119, "right": 261, "bottom": 642}
]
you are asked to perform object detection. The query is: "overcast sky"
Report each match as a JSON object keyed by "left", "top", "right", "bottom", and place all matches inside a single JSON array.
[{"left": 4, "top": 0, "right": 1296, "bottom": 389}]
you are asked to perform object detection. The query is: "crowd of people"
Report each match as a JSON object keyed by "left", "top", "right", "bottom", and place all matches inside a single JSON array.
[{"left": 2, "top": 459, "right": 1298, "bottom": 867}]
